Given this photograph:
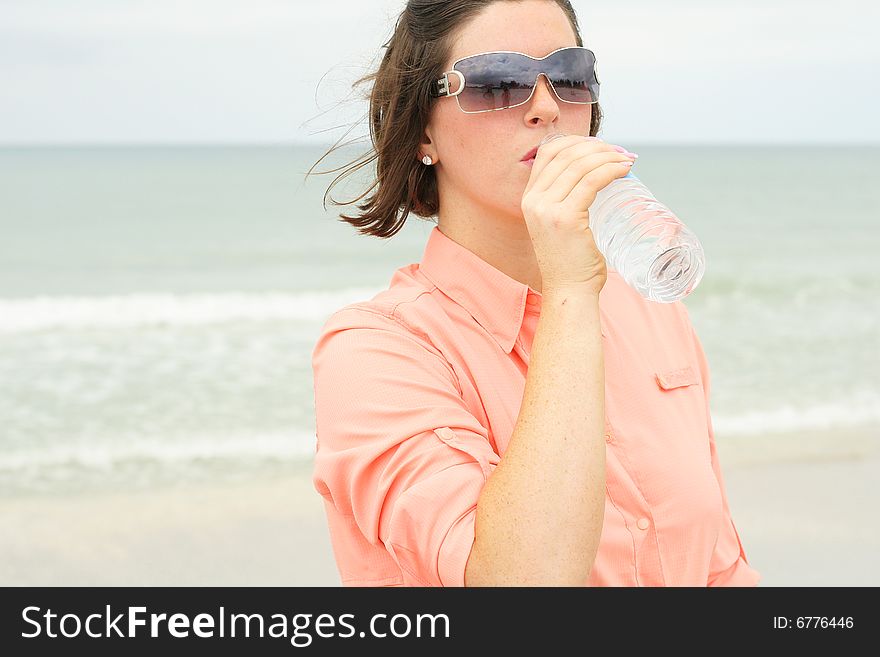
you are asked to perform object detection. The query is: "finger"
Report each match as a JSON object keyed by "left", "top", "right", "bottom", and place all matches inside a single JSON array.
[
  {"left": 563, "top": 159, "right": 635, "bottom": 212},
  {"left": 527, "top": 138, "right": 619, "bottom": 194},
  {"left": 524, "top": 135, "right": 592, "bottom": 193},
  {"left": 543, "top": 151, "right": 634, "bottom": 202}
]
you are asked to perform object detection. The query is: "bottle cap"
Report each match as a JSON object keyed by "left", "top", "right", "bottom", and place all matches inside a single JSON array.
[{"left": 538, "top": 133, "right": 568, "bottom": 147}]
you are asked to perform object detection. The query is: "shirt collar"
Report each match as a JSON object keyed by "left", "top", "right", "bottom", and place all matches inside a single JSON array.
[{"left": 418, "top": 226, "right": 536, "bottom": 354}]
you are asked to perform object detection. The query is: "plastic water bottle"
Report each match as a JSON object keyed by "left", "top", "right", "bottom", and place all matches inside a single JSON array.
[{"left": 539, "top": 133, "right": 706, "bottom": 303}]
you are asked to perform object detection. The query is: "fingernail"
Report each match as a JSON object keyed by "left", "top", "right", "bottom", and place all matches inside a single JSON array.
[
  {"left": 625, "top": 152, "right": 639, "bottom": 159},
  {"left": 613, "top": 145, "right": 627, "bottom": 153}
]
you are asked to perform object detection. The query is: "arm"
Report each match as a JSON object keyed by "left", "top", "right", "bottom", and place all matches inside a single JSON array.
[
  {"left": 312, "top": 310, "right": 499, "bottom": 587},
  {"left": 313, "top": 289, "right": 607, "bottom": 588},
  {"left": 465, "top": 287, "right": 606, "bottom": 586}
]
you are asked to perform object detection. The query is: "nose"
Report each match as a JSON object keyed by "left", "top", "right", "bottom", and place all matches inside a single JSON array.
[{"left": 524, "top": 73, "right": 560, "bottom": 124}]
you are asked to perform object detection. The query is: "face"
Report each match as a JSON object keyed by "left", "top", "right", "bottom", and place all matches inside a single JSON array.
[{"left": 422, "top": 0, "right": 592, "bottom": 222}]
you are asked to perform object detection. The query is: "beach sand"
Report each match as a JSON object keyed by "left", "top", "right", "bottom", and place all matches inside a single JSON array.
[{"left": 1, "top": 428, "right": 877, "bottom": 586}]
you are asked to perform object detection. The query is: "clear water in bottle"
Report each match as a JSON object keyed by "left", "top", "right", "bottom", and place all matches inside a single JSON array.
[{"left": 537, "top": 133, "right": 706, "bottom": 303}]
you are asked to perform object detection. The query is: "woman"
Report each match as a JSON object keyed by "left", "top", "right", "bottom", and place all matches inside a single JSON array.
[{"left": 309, "top": 0, "right": 761, "bottom": 586}]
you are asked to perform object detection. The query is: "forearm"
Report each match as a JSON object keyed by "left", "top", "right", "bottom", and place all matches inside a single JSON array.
[{"left": 465, "top": 287, "right": 606, "bottom": 585}]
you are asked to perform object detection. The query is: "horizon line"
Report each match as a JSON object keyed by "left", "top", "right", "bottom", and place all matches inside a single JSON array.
[{"left": 1, "top": 139, "right": 879, "bottom": 149}]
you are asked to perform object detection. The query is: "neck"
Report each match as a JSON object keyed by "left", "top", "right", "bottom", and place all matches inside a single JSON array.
[{"left": 436, "top": 195, "right": 543, "bottom": 295}]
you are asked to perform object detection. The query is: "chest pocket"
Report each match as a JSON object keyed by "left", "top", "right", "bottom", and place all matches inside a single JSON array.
[
  {"left": 653, "top": 362, "right": 707, "bottom": 436},
  {"left": 654, "top": 364, "right": 701, "bottom": 391},
  {"left": 652, "top": 361, "right": 712, "bottom": 460}
]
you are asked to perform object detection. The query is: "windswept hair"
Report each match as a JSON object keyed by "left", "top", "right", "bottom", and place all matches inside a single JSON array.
[{"left": 305, "top": 0, "right": 603, "bottom": 238}]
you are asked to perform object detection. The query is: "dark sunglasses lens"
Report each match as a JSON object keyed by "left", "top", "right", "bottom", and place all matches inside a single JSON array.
[
  {"left": 547, "top": 48, "right": 599, "bottom": 104},
  {"left": 454, "top": 53, "right": 536, "bottom": 112},
  {"left": 454, "top": 48, "right": 598, "bottom": 112}
]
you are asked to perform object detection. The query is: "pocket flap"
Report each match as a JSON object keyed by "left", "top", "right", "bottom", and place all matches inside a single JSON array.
[{"left": 655, "top": 364, "right": 701, "bottom": 390}]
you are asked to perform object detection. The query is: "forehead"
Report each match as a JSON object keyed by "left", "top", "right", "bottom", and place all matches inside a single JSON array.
[{"left": 447, "top": 0, "right": 578, "bottom": 66}]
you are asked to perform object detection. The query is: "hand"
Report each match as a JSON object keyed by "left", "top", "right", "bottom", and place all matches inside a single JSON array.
[{"left": 521, "top": 135, "right": 636, "bottom": 295}]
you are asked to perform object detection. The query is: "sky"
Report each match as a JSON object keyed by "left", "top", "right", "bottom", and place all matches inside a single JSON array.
[{"left": 0, "top": 0, "right": 876, "bottom": 145}]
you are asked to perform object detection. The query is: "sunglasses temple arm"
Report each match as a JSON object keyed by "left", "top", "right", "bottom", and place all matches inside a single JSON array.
[{"left": 433, "top": 70, "right": 465, "bottom": 97}]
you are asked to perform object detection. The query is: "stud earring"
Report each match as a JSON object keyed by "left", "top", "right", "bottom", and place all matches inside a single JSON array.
[{"left": 422, "top": 155, "right": 433, "bottom": 166}]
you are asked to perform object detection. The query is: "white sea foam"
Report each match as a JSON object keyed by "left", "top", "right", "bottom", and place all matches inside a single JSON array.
[
  {"left": 2, "top": 393, "right": 878, "bottom": 480},
  {"left": 713, "top": 389, "right": 880, "bottom": 437},
  {"left": 0, "top": 288, "right": 384, "bottom": 333},
  {"left": 0, "top": 431, "right": 317, "bottom": 474}
]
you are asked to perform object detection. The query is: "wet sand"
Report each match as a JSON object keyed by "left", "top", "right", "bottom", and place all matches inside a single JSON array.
[{"left": 1, "top": 429, "right": 877, "bottom": 586}]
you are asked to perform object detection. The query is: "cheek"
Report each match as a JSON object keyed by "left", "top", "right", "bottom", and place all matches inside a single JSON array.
[
  {"left": 445, "top": 116, "right": 508, "bottom": 178},
  {"left": 439, "top": 111, "right": 528, "bottom": 206},
  {"left": 578, "top": 105, "right": 594, "bottom": 132}
]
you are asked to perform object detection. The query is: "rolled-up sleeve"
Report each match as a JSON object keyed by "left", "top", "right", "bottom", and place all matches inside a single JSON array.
[
  {"left": 689, "top": 321, "right": 762, "bottom": 587},
  {"left": 312, "top": 308, "right": 500, "bottom": 586}
]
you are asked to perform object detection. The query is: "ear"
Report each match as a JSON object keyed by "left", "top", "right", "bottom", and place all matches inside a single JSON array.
[{"left": 418, "top": 125, "right": 436, "bottom": 164}]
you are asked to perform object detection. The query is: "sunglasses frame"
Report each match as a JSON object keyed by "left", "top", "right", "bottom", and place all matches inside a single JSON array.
[{"left": 431, "top": 46, "right": 600, "bottom": 114}]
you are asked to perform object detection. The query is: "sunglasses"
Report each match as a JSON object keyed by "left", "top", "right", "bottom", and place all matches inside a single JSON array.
[{"left": 431, "top": 46, "right": 600, "bottom": 114}]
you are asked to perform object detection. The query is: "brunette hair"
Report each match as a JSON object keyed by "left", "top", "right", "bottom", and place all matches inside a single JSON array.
[{"left": 305, "top": 0, "right": 603, "bottom": 238}]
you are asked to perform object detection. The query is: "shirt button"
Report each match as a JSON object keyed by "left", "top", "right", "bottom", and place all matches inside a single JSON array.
[
  {"left": 637, "top": 518, "right": 650, "bottom": 530},
  {"left": 604, "top": 431, "right": 613, "bottom": 444}
]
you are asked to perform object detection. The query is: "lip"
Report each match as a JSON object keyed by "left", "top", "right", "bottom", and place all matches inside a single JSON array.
[{"left": 520, "top": 146, "right": 539, "bottom": 162}]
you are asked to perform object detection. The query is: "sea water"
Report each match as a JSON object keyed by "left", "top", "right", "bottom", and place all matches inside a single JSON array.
[{"left": 1, "top": 144, "right": 877, "bottom": 495}]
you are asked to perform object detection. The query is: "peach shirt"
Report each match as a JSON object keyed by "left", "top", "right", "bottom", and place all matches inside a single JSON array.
[{"left": 312, "top": 225, "right": 761, "bottom": 587}]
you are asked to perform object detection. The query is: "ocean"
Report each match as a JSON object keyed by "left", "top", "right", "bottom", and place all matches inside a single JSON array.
[{"left": 1, "top": 143, "right": 878, "bottom": 495}]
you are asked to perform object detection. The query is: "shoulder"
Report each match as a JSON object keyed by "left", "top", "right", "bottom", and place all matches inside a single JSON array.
[{"left": 312, "top": 265, "right": 457, "bottom": 369}]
